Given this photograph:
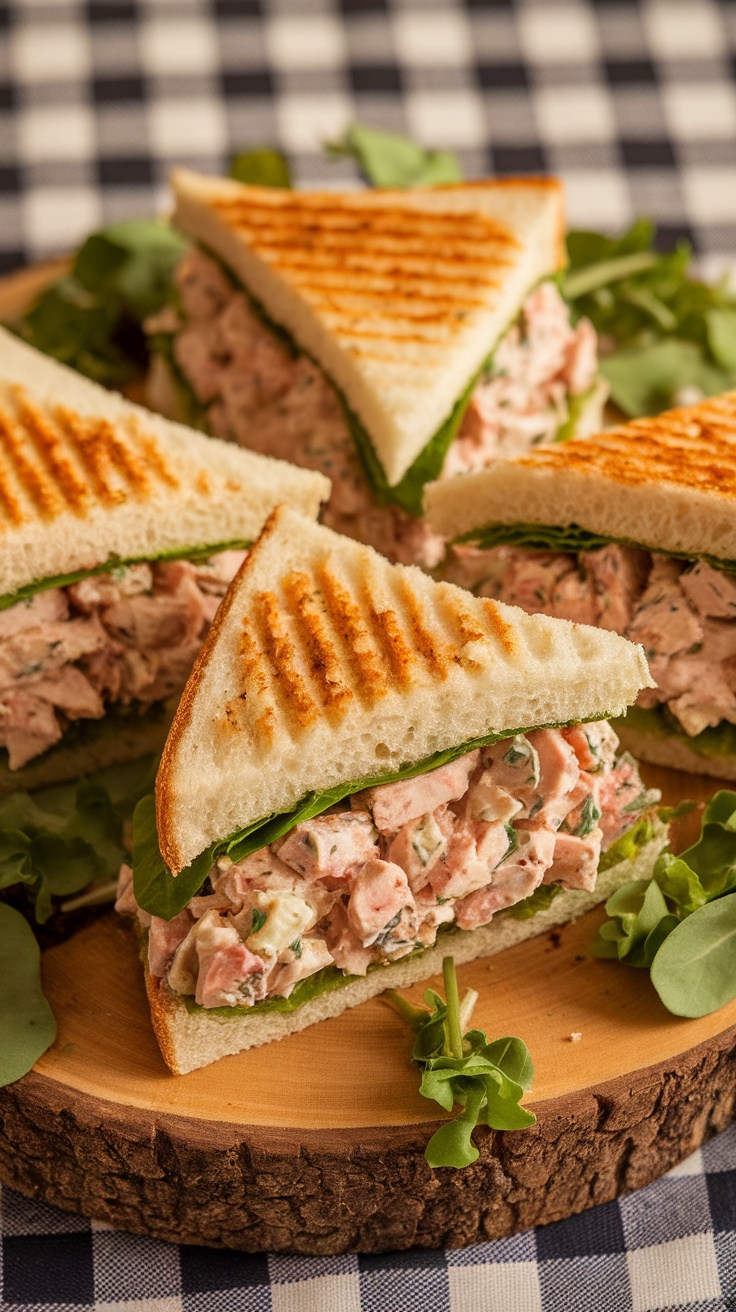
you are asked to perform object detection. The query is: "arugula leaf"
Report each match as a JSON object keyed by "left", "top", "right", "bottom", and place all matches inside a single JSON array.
[
  {"left": 562, "top": 219, "right": 736, "bottom": 417},
  {"left": 0, "top": 904, "right": 57, "bottom": 1087},
  {"left": 326, "top": 124, "right": 461, "bottom": 188},
  {"left": 459, "top": 521, "right": 736, "bottom": 579},
  {"left": 0, "top": 757, "right": 155, "bottom": 924},
  {"left": 650, "top": 894, "right": 736, "bottom": 1017},
  {"left": 590, "top": 790, "right": 736, "bottom": 1017},
  {"left": 10, "top": 220, "right": 187, "bottom": 388},
  {"left": 230, "top": 148, "right": 291, "bottom": 188},
  {"left": 386, "top": 956, "right": 535, "bottom": 1169}
]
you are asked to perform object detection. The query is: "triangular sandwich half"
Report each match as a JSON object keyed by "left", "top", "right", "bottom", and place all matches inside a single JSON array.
[
  {"left": 0, "top": 327, "right": 328, "bottom": 792},
  {"left": 425, "top": 390, "right": 736, "bottom": 778},
  {"left": 122, "top": 508, "right": 664, "bottom": 1074},
  {"left": 147, "top": 170, "right": 605, "bottom": 568}
]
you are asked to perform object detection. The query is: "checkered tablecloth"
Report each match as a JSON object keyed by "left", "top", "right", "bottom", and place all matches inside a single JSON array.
[
  {"left": 1, "top": 0, "right": 736, "bottom": 273},
  {"left": 1, "top": 1123, "right": 735, "bottom": 1311}
]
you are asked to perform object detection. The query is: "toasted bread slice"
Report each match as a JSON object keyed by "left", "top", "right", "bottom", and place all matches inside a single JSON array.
[
  {"left": 156, "top": 507, "right": 653, "bottom": 874},
  {"left": 170, "top": 169, "right": 565, "bottom": 488},
  {"left": 144, "top": 827, "right": 665, "bottom": 1074},
  {"left": 0, "top": 327, "right": 329, "bottom": 601},
  {"left": 424, "top": 390, "right": 736, "bottom": 561}
]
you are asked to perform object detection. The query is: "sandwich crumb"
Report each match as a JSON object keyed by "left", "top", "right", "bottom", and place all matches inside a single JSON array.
[{"left": 567, "top": 1032, "right": 582, "bottom": 1043}]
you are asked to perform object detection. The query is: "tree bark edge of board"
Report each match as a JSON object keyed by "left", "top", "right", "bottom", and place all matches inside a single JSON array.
[{"left": 1, "top": 1023, "right": 734, "bottom": 1254}]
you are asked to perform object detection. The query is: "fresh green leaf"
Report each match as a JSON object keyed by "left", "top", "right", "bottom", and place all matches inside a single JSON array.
[
  {"left": 706, "top": 307, "right": 736, "bottom": 372},
  {"left": 617, "top": 706, "right": 736, "bottom": 761},
  {"left": 590, "top": 877, "right": 674, "bottom": 968},
  {"left": 326, "top": 124, "right": 461, "bottom": 188},
  {"left": 9, "top": 219, "right": 187, "bottom": 387},
  {"left": 600, "top": 340, "right": 731, "bottom": 418},
  {"left": 0, "top": 904, "right": 57, "bottom": 1086},
  {"left": 650, "top": 893, "right": 736, "bottom": 1017},
  {"left": 230, "top": 149, "right": 291, "bottom": 188},
  {"left": 389, "top": 956, "right": 536, "bottom": 1169},
  {"left": 654, "top": 854, "right": 709, "bottom": 917},
  {"left": 509, "top": 882, "right": 560, "bottom": 920}
]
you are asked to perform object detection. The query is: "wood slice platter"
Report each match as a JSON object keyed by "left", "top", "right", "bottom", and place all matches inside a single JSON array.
[
  {"left": 0, "top": 269, "right": 734, "bottom": 1252},
  {"left": 1, "top": 765, "right": 735, "bottom": 1253}
]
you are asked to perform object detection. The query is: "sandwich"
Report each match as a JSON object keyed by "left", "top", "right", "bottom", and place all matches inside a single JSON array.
[
  {"left": 146, "top": 170, "right": 606, "bottom": 570},
  {"left": 118, "top": 507, "right": 665, "bottom": 1074},
  {"left": 424, "top": 390, "right": 736, "bottom": 779},
  {"left": 0, "top": 326, "right": 329, "bottom": 793}
]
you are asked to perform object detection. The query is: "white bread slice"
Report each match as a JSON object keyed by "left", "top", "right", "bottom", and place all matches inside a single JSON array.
[
  {"left": 156, "top": 507, "right": 653, "bottom": 874},
  {"left": 144, "top": 827, "right": 665, "bottom": 1074},
  {"left": 424, "top": 390, "right": 736, "bottom": 561},
  {"left": 614, "top": 724, "right": 736, "bottom": 780},
  {"left": 170, "top": 169, "right": 565, "bottom": 488},
  {"left": 0, "top": 326, "right": 329, "bottom": 600}
]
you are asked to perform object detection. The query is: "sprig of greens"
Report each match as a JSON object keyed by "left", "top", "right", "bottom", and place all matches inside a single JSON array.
[
  {"left": 386, "top": 956, "right": 536, "bottom": 1168},
  {"left": 561, "top": 219, "right": 736, "bottom": 416},
  {"left": 326, "top": 123, "right": 461, "bottom": 188},
  {"left": 591, "top": 790, "right": 736, "bottom": 1017},
  {"left": 229, "top": 148, "right": 291, "bottom": 188},
  {"left": 9, "top": 219, "right": 187, "bottom": 387}
]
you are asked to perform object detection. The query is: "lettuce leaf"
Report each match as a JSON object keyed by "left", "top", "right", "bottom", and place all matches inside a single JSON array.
[
  {"left": 0, "top": 538, "right": 253, "bottom": 613},
  {"left": 615, "top": 705, "right": 736, "bottom": 761},
  {"left": 458, "top": 521, "right": 736, "bottom": 578},
  {"left": 325, "top": 124, "right": 461, "bottom": 188}
]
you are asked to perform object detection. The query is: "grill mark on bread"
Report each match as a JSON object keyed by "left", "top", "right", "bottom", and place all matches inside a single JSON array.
[
  {"left": 264, "top": 255, "right": 507, "bottom": 287},
  {"left": 315, "top": 561, "right": 389, "bottom": 703},
  {"left": 481, "top": 600, "right": 517, "bottom": 656},
  {"left": 255, "top": 590, "right": 320, "bottom": 730},
  {"left": 281, "top": 570, "right": 354, "bottom": 717},
  {"left": 13, "top": 389, "right": 89, "bottom": 515},
  {"left": 55, "top": 406, "right": 126, "bottom": 506},
  {"left": 129, "top": 421, "right": 181, "bottom": 490},
  {"left": 0, "top": 400, "right": 61, "bottom": 519},
  {"left": 212, "top": 195, "right": 519, "bottom": 243},
  {"left": 359, "top": 567, "right": 416, "bottom": 688},
  {"left": 516, "top": 397, "right": 736, "bottom": 497},
  {"left": 396, "top": 577, "right": 451, "bottom": 680},
  {"left": 436, "top": 585, "right": 489, "bottom": 671}
]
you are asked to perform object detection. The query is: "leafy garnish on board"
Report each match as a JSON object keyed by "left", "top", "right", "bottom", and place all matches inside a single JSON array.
[
  {"left": 326, "top": 123, "right": 462, "bottom": 188},
  {"left": 561, "top": 219, "right": 736, "bottom": 416},
  {"left": 229, "top": 148, "right": 291, "bottom": 188},
  {"left": 9, "top": 219, "right": 187, "bottom": 387},
  {"left": 386, "top": 956, "right": 535, "bottom": 1168},
  {"left": 0, "top": 904, "right": 57, "bottom": 1087},
  {"left": 591, "top": 790, "right": 736, "bottom": 1017}
]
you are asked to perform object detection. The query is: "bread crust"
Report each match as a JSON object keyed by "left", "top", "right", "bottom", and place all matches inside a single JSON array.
[{"left": 615, "top": 725, "right": 736, "bottom": 781}]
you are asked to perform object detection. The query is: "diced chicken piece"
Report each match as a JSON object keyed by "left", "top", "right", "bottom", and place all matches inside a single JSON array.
[
  {"left": 0, "top": 618, "right": 106, "bottom": 689},
  {"left": 188, "top": 892, "right": 233, "bottom": 919},
  {"left": 68, "top": 565, "right": 153, "bottom": 613},
  {"left": 563, "top": 315, "right": 598, "bottom": 394},
  {"left": 413, "top": 887, "right": 457, "bottom": 946},
  {"left": 453, "top": 828, "right": 556, "bottom": 930},
  {"left": 429, "top": 817, "right": 512, "bottom": 900},
  {"left": 386, "top": 808, "right": 451, "bottom": 892},
  {"left": 246, "top": 890, "right": 315, "bottom": 958},
  {"left": 212, "top": 848, "right": 306, "bottom": 906},
  {"left": 192, "top": 549, "right": 248, "bottom": 595},
  {"left": 499, "top": 552, "right": 576, "bottom": 615},
  {"left": 324, "top": 900, "right": 374, "bottom": 976},
  {"left": 561, "top": 721, "right": 619, "bottom": 774},
  {"left": 580, "top": 544, "right": 648, "bottom": 633},
  {"left": 360, "top": 751, "right": 479, "bottom": 834},
  {"left": 464, "top": 772, "right": 523, "bottom": 825},
  {"left": 627, "top": 556, "right": 703, "bottom": 658},
  {"left": 148, "top": 910, "right": 194, "bottom": 979},
  {"left": 275, "top": 811, "right": 377, "bottom": 884},
  {"left": 347, "top": 859, "right": 415, "bottom": 947},
  {"left": 175, "top": 247, "right": 234, "bottom": 321},
  {"left": 526, "top": 729, "right": 581, "bottom": 829},
  {"left": 481, "top": 735, "right": 541, "bottom": 811},
  {"left": 550, "top": 566, "right": 597, "bottom": 626},
  {"left": 32, "top": 666, "right": 104, "bottom": 718},
  {"left": 270, "top": 938, "right": 334, "bottom": 999},
  {"left": 0, "top": 589, "right": 68, "bottom": 639},
  {"left": 0, "top": 692, "right": 62, "bottom": 767},
  {"left": 596, "top": 754, "right": 652, "bottom": 848},
  {"left": 114, "top": 863, "right": 136, "bottom": 917},
  {"left": 195, "top": 933, "right": 267, "bottom": 1009},
  {"left": 546, "top": 831, "right": 602, "bottom": 891},
  {"left": 680, "top": 561, "right": 736, "bottom": 619},
  {"left": 668, "top": 678, "right": 736, "bottom": 736}
]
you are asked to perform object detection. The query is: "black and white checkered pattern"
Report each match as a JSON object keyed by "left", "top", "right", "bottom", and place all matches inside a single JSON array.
[
  {"left": 1, "top": 1123, "right": 735, "bottom": 1310},
  {"left": 1, "top": 0, "right": 736, "bottom": 274}
]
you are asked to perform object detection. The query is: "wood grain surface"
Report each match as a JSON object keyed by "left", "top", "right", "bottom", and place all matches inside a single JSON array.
[{"left": 0, "top": 266, "right": 733, "bottom": 1252}]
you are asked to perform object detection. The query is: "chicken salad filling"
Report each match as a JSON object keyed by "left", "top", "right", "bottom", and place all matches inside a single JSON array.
[
  {"left": 147, "top": 247, "right": 600, "bottom": 569},
  {"left": 0, "top": 549, "right": 247, "bottom": 769},
  {"left": 447, "top": 543, "right": 736, "bottom": 740},
  {"left": 117, "top": 723, "right": 656, "bottom": 1012}
]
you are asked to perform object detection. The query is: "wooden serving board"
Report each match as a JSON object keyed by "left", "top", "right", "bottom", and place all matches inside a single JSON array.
[
  {"left": 0, "top": 269, "right": 734, "bottom": 1252},
  {"left": 0, "top": 764, "right": 735, "bottom": 1254}
]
